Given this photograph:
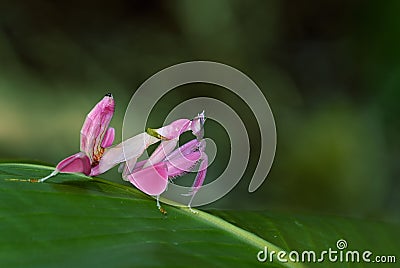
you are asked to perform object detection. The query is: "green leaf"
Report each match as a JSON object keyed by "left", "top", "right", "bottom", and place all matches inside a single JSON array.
[{"left": 0, "top": 163, "right": 398, "bottom": 267}]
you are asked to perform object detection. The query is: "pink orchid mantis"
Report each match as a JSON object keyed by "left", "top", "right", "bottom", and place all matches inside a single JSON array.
[{"left": 38, "top": 94, "right": 208, "bottom": 212}]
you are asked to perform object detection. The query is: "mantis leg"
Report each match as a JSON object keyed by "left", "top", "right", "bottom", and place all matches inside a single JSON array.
[
  {"left": 181, "top": 147, "right": 208, "bottom": 212},
  {"left": 39, "top": 152, "right": 91, "bottom": 182}
]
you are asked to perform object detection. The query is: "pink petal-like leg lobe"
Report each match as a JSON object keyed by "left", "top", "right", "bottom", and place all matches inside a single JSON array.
[
  {"left": 166, "top": 150, "right": 201, "bottom": 177},
  {"left": 164, "top": 139, "right": 202, "bottom": 177},
  {"left": 132, "top": 139, "right": 201, "bottom": 178},
  {"left": 128, "top": 162, "right": 168, "bottom": 196},
  {"left": 56, "top": 152, "right": 91, "bottom": 175},
  {"left": 167, "top": 139, "right": 199, "bottom": 160},
  {"left": 101, "top": 127, "right": 115, "bottom": 148},
  {"left": 38, "top": 152, "right": 91, "bottom": 182}
]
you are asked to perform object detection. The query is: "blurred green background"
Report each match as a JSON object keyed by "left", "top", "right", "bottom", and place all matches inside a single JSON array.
[{"left": 0, "top": 1, "right": 399, "bottom": 221}]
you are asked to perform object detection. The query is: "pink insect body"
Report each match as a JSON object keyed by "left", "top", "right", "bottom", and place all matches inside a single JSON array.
[{"left": 38, "top": 94, "right": 208, "bottom": 212}]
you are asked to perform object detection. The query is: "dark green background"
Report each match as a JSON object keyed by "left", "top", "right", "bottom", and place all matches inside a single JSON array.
[{"left": 0, "top": 1, "right": 398, "bottom": 221}]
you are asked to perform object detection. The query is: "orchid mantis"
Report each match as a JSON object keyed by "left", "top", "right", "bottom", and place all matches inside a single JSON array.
[{"left": 38, "top": 94, "right": 208, "bottom": 212}]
